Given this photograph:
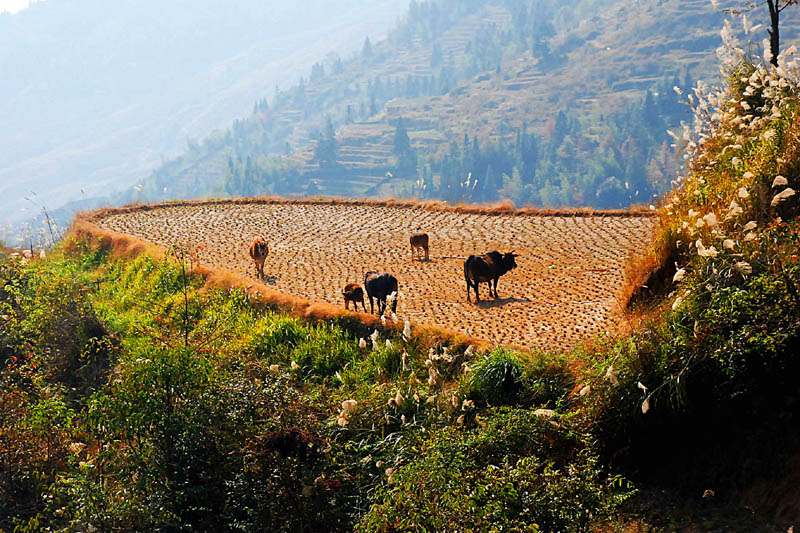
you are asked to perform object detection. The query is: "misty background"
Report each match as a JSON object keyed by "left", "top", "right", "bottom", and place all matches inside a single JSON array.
[{"left": 0, "top": 0, "right": 406, "bottom": 231}]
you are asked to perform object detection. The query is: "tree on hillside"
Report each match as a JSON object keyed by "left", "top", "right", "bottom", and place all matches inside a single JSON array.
[
  {"left": 313, "top": 116, "right": 337, "bottom": 169},
  {"left": 393, "top": 118, "right": 416, "bottom": 174},
  {"left": 766, "top": 0, "right": 797, "bottom": 66},
  {"left": 728, "top": 0, "right": 797, "bottom": 66}
]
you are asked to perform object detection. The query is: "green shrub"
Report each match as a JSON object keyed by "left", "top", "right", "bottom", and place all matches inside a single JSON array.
[
  {"left": 465, "top": 348, "right": 523, "bottom": 406},
  {"left": 359, "top": 409, "right": 632, "bottom": 532},
  {"left": 290, "top": 322, "right": 361, "bottom": 381},
  {"left": 520, "top": 351, "right": 572, "bottom": 407},
  {"left": 249, "top": 314, "right": 309, "bottom": 361}
]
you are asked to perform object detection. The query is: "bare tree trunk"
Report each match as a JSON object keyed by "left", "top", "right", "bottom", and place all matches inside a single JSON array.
[{"left": 767, "top": 0, "right": 780, "bottom": 66}]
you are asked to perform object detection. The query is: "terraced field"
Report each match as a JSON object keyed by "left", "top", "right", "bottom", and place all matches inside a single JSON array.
[{"left": 92, "top": 200, "right": 656, "bottom": 350}]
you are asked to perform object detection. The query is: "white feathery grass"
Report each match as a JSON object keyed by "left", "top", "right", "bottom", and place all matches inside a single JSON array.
[
  {"left": 696, "top": 239, "right": 718, "bottom": 258},
  {"left": 771, "top": 187, "right": 796, "bottom": 207},
  {"left": 402, "top": 319, "right": 411, "bottom": 340},
  {"left": 341, "top": 399, "right": 358, "bottom": 414},
  {"left": 773, "top": 175, "right": 788, "bottom": 188},
  {"left": 734, "top": 261, "right": 753, "bottom": 275},
  {"left": 605, "top": 365, "right": 619, "bottom": 386},
  {"left": 702, "top": 212, "right": 718, "bottom": 227},
  {"left": 727, "top": 200, "right": 743, "bottom": 218}
]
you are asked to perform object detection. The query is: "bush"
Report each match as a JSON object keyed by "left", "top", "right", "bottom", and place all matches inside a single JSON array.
[
  {"left": 290, "top": 323, "right": 361, "bottom": 381},
  {"left": 249, "top": 314, "right": 308, "bottom": 361},
  {"left": 359, "top": 409, "right": 632, "bottom": 532},
  {"left": 464, "top": 348, "right": 523, "bottom": 406}
]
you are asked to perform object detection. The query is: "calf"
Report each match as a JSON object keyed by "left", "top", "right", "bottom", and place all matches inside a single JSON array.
[
  {"left": 410, "top": 233, "right": 429, "bottom": 261},
  {"left": 464, "top": 251, "right": 518, "bottom": 301},
  {"left": 364, "top": 271, "right": 399, "bottom": 315},
  {"left": 249, "top": 236, "right": 269, "bottom": 280},
  {"left": 342, "top": 283, "right": 367, "bottom": 312}
]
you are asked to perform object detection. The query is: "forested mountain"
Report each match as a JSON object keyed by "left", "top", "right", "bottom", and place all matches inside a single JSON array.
[
  {"left": 0, "top": 0, "right": 406, "bottom": 227},
  {"left": 138, "top": 0, "right": 798, "bottom": 210}
]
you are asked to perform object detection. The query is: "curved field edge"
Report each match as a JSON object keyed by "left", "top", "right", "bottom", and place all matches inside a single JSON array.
[
  {"left": 80, "top": 196, "right": 656, "bottom": 223},
  {"left": 66, "top": 212, "right": 494, "bottom": 353},
  {"left": 76, "top": 197, "right": 657, "bottom": 352}
]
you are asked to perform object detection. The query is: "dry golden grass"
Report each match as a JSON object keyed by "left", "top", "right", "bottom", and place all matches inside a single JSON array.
[{"left": 75, "top": 198, "right": 656, "bottom": 351}]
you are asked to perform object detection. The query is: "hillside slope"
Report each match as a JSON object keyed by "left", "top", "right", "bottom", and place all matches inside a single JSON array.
[{"left": 139, "top": 0, "right": 799, "bottom": 209}]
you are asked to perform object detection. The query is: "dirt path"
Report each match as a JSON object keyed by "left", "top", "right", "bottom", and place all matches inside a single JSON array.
[{"left": 96, "top": 202, "right": 656, "bottom": 351}]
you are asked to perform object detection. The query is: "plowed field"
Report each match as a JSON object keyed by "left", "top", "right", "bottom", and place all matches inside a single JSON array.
[{"left": 94, "top": 201, "right": 656, "bottom": 350}]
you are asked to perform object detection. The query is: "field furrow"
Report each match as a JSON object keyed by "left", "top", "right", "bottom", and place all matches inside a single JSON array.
[{"left": 95, "top": 201, "right": 656, "bottom": 350}]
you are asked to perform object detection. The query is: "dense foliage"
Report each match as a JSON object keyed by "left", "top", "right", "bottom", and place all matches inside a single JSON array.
[{"left": 576, "top": 48, "right": 800, "bottom": 518}]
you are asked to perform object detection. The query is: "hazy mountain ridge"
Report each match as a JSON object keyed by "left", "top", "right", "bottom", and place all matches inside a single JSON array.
[{"left": 0, "top": 0, "right": 407, "bottom": 227}]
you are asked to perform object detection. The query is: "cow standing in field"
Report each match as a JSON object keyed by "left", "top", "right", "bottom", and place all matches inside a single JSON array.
[
  {"left": 464, "top": 251, "right": 518, "bottom": 302},
  {"left": 249, "top": 237, "right": 269, "bottom": 280},
  {"left": 364, "top": 271, "right": 399, "bottom": 315},
  {"left": 410, "top": 233, "right": 429, "bottom": 261},
  {"left": 342, "top": 283, "right": 367, "bottom": 312}
]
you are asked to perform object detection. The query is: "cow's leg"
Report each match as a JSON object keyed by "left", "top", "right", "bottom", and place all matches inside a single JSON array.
[
  {"left": 379, "top": 298, "right": 386, "bottom": 315},
  {"left": 345, "top": 298, "right": 350, "bottom": 310},
  {"left": 424, "top": 246, "right": 429, "bottom": 261},
  {"left": 369, "top": 295, "right": 374, "bottom": 314},
  {"left": 474, "top": 280, "right": 480, "bottom": 301},
  {"left": 492, "top": 278, "right": 499, "bottom": 298},
  {"left": 360, "top": 298, "right": 367, "bottom": 313}
]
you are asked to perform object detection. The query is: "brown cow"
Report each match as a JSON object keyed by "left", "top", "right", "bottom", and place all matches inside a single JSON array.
[
  {"left": 410, "top": 233, "right": 429, "bottom": 261},
  {"left": 249, "top": 236, "right": 269, "bottom": 280},
  {"left": 464, "top": 251, "right": 518, "bottom": 301},
  {"left": 342, "top": 283, "right": 366, "bottom": 312}
]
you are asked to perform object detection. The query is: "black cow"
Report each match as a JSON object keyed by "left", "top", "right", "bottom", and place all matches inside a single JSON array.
[
  {"left": 464, "top": 251, "right": 518, "bottom": 302},
  {"left": 364, "top": 271, "right": 399, "bottom": 315}
]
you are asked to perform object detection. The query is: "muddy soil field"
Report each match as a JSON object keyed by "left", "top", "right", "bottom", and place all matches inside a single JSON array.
[{"left": 95, "top": 201, "right": 656, "bottom": 350}]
